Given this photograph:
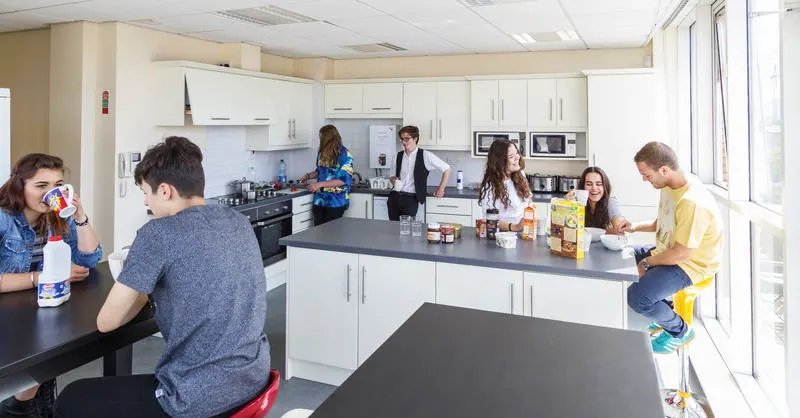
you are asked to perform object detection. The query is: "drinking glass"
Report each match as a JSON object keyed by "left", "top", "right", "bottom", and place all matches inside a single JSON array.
[
  {"left": 411, "top": 218, "right": 423, "bottom": 237},
  {"left": 399, "top": 215, "right": 411, "bottom": 235}
]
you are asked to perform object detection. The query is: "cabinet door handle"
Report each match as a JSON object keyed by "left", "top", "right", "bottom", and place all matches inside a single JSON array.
[
  {"left": 501, "top": 99, "right": 505, "bottom": 121},
  {"left": 364, "top": 201, "right": 368, "bottom": 218},
  {"left": 430, "top": 120, "right": 434, "bottom": 141},
  {"left": 292, "top": 119, "right": 296, "bottom": 138},
  {"left": 371, "top": 107, "right": 391, "bottom": 110},
  {"left": 361, "top": 266, "right": 366, "bottom": 304},
  {"left": 288, "top": 120, "right": 292, "bottom": 136},
  {"left": 559, "top": 98, "right": 563, "bottom": 121},
  {"left": 510, "top": 282, "right": 515, "bottom": 314},
  {"left": 333, "top": 107, "right": 352, "bottom": 111},
  {"left": 549, "top": 99, "right": 553, "bottom": 121},
  {"left": 254, "top": 118, "right": 270, "bottom": 121},
  {"left": 301, "top": 201, "right": 312, "bottom": 207},
  {"left": 529, "top": 285, "right": 534, "bottom": 317},
  {"left": 438, "top": 118, "right": 442, "bottom": 139},
  {"left": 436, "top": 204, "right": 459, "bottom": 208},
  {"left": 211, "top": 117, "right": 230, "bottom": 120},
  {"left": 491, "top": 99, "right": 495, "bottom": 120},
  {"left": 346, "top": 264, "right": 352, "bottom": 302}
]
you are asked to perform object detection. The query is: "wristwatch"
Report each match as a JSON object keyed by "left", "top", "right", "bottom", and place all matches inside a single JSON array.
[{"left": 640, "top": 257, "right": 652, "bottom": 271}]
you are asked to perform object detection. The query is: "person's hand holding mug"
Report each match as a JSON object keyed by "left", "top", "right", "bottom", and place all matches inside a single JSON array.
[
  {"left": 565, "top": 190, "right": 576, "bottom": 200},
  {"left": 71, "top": 193, "right": 88, "bottom": 223},
  {"left": 69, "top": 264, "right": 90, "bottom": 282}
]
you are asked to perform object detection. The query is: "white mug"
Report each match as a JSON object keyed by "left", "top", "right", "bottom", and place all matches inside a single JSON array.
[
  {"left": 393, "top": 179, "right": 404, "bottom": 191},
  {"left": 108, "top": 249, "right": 129, "bottom": 281},
  {"left": 574, "top": 190, "right": 589, "bottom": 206}
]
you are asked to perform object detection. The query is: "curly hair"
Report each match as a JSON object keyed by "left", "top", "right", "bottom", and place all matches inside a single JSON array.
[
  {"left": 0, "top": 153, "right": 70, "bottom": 236},
  {"left": 478, "top": 140, "right": 530, "bottom": 209}
]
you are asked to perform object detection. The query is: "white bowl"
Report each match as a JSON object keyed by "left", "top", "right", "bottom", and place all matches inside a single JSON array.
[
  {"left": 108, "top": 249, "right": 129, "bottom": 281},
  {"left": 495, "top": 232, "right": 518, "bottom": 249},
  {"left": 585, "top": 227, "right": 605, "bottom": 242},
  {"left": 600, "top": 234, "right": 628, "bottom": 251}
]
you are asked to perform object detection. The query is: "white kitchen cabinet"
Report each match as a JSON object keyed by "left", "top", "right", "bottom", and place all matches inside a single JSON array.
[
  {"left": 292, "top": 194, "right": 314, "bottom": 233},
  {"left": 291, "top": 82, "right": 313, "bottom": 146},
  {"left": 363, "top": 83, "right": 403, "bottom": 114},
  {"left": 527, "top": 78, "right": 587, "bottom": 131},
  {"left": 344, "top": 193, "right": 372, "bottom": 219},
  {"left": 523, "top": 272, "right": 627, "bottom": 329},
  {"left": 325, "top": 84, "right": 363, "bottom": 115},
  {"left": 357, "top": 255, "right": 435, "bottom": 363},
  {"left": 246, "top": 79, "right": 313, "bottom": 151},
  {"left": 436, "top": 263, "right": 524, "bottom": 315},
  {"left": 425, "top": 213, "right": 471, "bottom": 226},
  {"left": 183, "top": 68, "right": 239, "bottom": 125},
  {"left": 426, "top": 197, "right": 473, "bottom": 226},
  {"left": 586, "top": 71, "right": 659, "bottom": 207},
  {"left": 404, "top": 81, "right": 470, "bottom": 150},
  {"left": 471, "top": 80, "right": 527, "bottom": 128},
  {"left": 288, "top": 248, "right": 359, "bottom": 371}
]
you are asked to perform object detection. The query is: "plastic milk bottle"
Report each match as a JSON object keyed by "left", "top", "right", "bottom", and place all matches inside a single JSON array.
[{"left": 38, "top": 235, "right": 72, "bottom": 307}]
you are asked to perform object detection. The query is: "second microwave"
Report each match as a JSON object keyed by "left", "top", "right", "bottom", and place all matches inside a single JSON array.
[
  {"left": 473, "top": 131, "right": 526, "bottom": 157},
  {"left": 528, "top": 132, "right": 577, "bottom": 158}
]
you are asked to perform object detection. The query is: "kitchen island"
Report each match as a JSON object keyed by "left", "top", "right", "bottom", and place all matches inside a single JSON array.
[{"left": 280, "top": 218, "right": 639, "bottom": 385}]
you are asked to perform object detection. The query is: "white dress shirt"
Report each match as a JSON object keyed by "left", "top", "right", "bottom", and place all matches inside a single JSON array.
[{"left": 394, "top": 148, "right": 450, "bottom": 194}]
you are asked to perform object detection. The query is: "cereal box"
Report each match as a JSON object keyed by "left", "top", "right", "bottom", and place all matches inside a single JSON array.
[{"left": 549, "top": 198, "right": 585, "bottom": 259}]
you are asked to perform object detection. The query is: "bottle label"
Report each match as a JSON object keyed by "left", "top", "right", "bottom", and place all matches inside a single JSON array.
[{"left": 38, "top": 280, "right": 70, "bottom": 300}]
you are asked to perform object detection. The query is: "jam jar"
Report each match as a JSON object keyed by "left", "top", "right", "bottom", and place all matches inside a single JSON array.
[
  {"left": 440, "top": 224, "right": 455, "bottom": 244},
  {"left": 426, "top": 223, "right": 441, "bottom": 244}
]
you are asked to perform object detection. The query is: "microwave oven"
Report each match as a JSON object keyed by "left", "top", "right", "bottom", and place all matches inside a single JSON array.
[
  {"left": 473, "top": 131, "right": 526, "bottom": 157},
  {"left": 528, "top": 132, "right": 577, "bottom": 158}
]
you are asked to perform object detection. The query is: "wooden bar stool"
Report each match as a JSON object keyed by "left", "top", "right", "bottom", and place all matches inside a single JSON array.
[{"left": 663, "top": 277, "right": 713, "bottom": 418}]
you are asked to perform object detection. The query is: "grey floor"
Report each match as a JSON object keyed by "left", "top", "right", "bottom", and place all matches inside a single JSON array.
[{"left": 57, "top": 284, "right": 336, "bottom": 417}]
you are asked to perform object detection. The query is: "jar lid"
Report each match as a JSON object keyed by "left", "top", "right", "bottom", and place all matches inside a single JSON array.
[
  {"left": 486, "top": 208, "right": 499, "bottom": 214},
  {"left": 427, "top": 222, "right": 440, "bottom": 229}
]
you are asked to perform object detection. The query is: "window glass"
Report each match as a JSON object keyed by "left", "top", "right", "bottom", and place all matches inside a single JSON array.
[{"left": 712, "top": 5, "right": 729, "bottom": 188}]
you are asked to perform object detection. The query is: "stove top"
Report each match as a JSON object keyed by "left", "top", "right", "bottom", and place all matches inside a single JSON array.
[{"left": 213, "top": 192, "right": 283, "bottom": 207}]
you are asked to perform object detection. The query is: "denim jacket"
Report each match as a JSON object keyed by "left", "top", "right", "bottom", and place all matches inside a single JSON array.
[{"left": 0, "top": 209, "right": 103, "bottom": 274}]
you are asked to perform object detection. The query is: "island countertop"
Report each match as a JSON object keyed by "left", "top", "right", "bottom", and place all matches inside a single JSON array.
[{"left": 280, "top": 218, "right": 639, "bottom": 282}]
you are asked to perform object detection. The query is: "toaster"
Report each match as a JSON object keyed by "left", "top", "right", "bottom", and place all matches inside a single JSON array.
[{"left": 528, "top": 174, "right": 558, "bottom": 193}]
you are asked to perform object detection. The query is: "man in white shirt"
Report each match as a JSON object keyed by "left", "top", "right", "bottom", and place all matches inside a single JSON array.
[{"left": 388, "top": 125, "right": 450, "bottom": 220}]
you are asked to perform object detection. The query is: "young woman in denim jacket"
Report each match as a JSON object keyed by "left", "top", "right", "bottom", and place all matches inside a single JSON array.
[{"left": 0, "top": 153, "right": 102, "bottom": 418}]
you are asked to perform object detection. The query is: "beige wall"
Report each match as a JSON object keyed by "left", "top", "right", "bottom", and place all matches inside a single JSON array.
[
  {"left": 0, "top": 29, "right": 50, "bottom": 161},
  {"left": 260, "top": 52, "right": 294, "bottom": 76},
  {"left": 332, "top": 47, "right": 651, "bottom": 79}
]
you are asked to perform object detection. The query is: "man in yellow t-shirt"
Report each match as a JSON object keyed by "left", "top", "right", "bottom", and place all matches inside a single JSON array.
[{"left": 625, "top": 142, "right": 723, "bottom": 354}]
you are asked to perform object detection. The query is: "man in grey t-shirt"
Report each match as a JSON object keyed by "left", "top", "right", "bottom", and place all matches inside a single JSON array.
[{"left": 55, "top": 137, "right": 270, "bottom": 418}]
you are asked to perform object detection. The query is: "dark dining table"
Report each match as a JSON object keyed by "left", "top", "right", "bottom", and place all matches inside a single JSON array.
[
  {"left": 311, "top": 303, "right": 664, "bottom": 418},
  {"left": 0, "top": 262, "right": 157, "bottom": 399}
]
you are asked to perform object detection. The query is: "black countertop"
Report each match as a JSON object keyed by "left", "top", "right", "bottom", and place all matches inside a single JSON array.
[
  {"left": 281, "top": 218, "right": 639, "bottom": 282},
  {"left": 349, "top": 185, "right": 565, "bottom": 202},
  {"left": 311, "top": 303, "right": 663, "bottom": 418}
]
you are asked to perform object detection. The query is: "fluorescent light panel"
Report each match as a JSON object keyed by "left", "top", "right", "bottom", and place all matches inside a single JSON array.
[
  {"left": 511, "top": 32, "right": 536, "bottom": 44},
  {"left": 556, "top": 30, "right": 579, "bottom": 41}
]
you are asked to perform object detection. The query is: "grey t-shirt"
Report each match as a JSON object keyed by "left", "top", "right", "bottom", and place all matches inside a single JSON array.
[
  {"left": 119, "top": 205, "right": 270, "bottom": 418},
  {"left": 607, "top": 196, "right": 622, "bottom": 221}
]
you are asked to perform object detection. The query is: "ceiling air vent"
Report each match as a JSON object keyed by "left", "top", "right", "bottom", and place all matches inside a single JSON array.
[
  {"left": 343, "top": 43, "right": 406, "bottom": 53},
  {"left": 216, "top": 6, "right": 316, "bottom": 26}
]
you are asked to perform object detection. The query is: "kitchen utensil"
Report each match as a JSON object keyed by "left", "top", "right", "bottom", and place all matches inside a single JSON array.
[
  {"left": 585, "top": 227, "right": 605, "bottom": 242},
  {"left": 558, "top": 176, "right": 580, "bottom": 193},
  {"left": 600, "top": 234, "right": 628, "bottom": 251},
  {"left": 528, "top": 174, "right": 557, "bottom": 192}
]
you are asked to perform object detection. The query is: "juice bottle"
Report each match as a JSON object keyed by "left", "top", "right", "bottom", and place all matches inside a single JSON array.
[{"left": 521, "top": 205, "right": 536, "bottom": 240}]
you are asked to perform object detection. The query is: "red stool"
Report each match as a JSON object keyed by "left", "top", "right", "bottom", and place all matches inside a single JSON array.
[{"left": 230, "top": 369, "right": 281, "bottom": 418}]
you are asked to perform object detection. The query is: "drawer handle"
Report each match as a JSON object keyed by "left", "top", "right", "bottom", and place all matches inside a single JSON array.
[
  {"left": 299, "top": 219, "right": 311, "bottom": 224},
  {"left": 436, "top": 205, "right": 459, "bottom": 208},
  {"left": 301, "top": 202, "right": 312, "bottom": 207},
  {"left": 211, "top": 117, "right": 230, "bottom": 120},
  {"left": 254, "top": 118, "right": 270, "bottom": 121},
  {"left": 333, "top": 107, "right": 352, "bottom": 110},
  {"left": 371, "top": 107, "right": 391, "bottom": 110}
]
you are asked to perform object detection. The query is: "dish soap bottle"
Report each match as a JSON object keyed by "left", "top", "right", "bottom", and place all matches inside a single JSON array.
[
  {"left": 278, "top": 159, "right": 287, "bottom": 184},
  {"left": 38, "top": 235, "right": 72, "bottom": 307},
  {"left": 521, "top": 205, "right": 536, "bottom": 240}
]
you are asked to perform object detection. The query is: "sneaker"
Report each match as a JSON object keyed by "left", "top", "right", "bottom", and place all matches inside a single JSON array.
[
  {"left": 651, "top": 328, "right": 696, "bottom": 355},
  {"left": 646, "top": 322, "right": 663, "bottom": 337}
]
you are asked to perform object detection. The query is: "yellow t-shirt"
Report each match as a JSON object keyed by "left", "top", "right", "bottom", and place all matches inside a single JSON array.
[{"left": 652, "top": 175, "right": 724, "bottom": 283}]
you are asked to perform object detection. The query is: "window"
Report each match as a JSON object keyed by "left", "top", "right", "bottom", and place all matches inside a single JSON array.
[
  {"left": 751, "top": 224, "right": 785, "bottom": 412},
  {"left": 748, "top": 0, "right": 784, "bottom": 213},
  {"left": 689, "top": 23, "right": 699, "bottom": 175},
  {"left": 712, "top": 3, "right": 729, "bottom": 188},
  {"left": 715, "top": 209, "right": 732, "bottom": 333}
]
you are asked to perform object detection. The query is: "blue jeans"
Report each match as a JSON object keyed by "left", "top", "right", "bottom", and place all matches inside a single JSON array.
[{"left": 627, "top": 245, "right": 693, "bottom": 338}]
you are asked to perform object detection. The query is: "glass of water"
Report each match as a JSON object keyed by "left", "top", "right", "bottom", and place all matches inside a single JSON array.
[
  {"left": 399, "top": 215, "right": 411, "bottom": 235},
  {"left": 411, "top": 217, "right": 423, "bottom": 237}
]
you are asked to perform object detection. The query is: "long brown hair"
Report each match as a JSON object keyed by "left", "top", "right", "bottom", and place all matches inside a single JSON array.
[
  {"left": 579, "top": 166, "right": 613, "bottom": 228},
  {"left": 318, "top": 125, "right": 343, "bottom": 167},
  {"left": 0, "top": 153, "right": 69, "bottom": 236},
  {"left": 478, "top": 140, "right": 530, "bottom": 209}
]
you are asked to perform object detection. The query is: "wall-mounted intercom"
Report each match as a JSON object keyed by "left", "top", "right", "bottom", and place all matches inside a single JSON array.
[{"left": 118, "top": 152, "right": 142, "bottom": 179}]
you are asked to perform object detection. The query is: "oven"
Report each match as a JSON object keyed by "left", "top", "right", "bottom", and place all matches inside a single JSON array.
[
  {"left": 240, "top": 200, "right": 293, "bottom": 266},
  {"left": 473, "top": 131, "right": 526, "bottom": 156},
  {"left": 528, "top": 132, "right": 577, "bottom": 158}
]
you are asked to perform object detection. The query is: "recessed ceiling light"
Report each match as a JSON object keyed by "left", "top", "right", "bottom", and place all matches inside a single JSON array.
[
  {"left": 511, "top": 32, "right": 536, "bottom": 44},
  {"left": 556, "top": 30, "right": 579, "bottom": 41}
]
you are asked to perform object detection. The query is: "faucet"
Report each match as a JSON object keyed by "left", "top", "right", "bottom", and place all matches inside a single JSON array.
[{"left": 353, "top": 171, "right": 363, "bottom": 184}]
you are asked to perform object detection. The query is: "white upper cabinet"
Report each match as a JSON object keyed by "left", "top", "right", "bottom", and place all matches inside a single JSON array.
[
  {"left": 325, "top": 84, "right": 363, "bottom": 114},
  {"left": 290, "top": 82, "right": 313, "bottom": 147},
  {"left": 471, "top": 80, "right": 526, "bottom": 128},
  {"left": 403, "top": 81, "right": 469, "bottom": 150},
  {"left": 183, "top": 68, "right": 238, "bottom": 125},
  {"left": 527, "top": 77, "right": 587, "bottom": 131},
  {"left": 363, "top": 83, "right": 403, "bottom": 114},
  {"left": 325, "top": 83, "right": 403, "bottom": 118},
  {"left": 246, "top": 79, "right": 312, "bottom": 151}
]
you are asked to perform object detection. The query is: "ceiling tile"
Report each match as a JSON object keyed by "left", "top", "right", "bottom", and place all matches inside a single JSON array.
[
  {"left": 31, "top": 0, "right": 195, "bottom": 22},
  {"left": 330, "top": 14, "right": 420, "bottom": 38},
  {"left": 525, "top": 40, "right": 585, "bottom": 51},
  {"left": 150, "top": 13, "right": 237, "bottom": 33},
  {"left": 428, "top": 24, "right": 524, "bottom": 53},
  {"left": 472, "top": 0, "right": 573, "bottom": 33},
  {"left": 276, "top": 0, "right": 384, "bottom": 21},
  {"left": 560, "top": 0, "right": 660, "bottom": 16},
  {"left": 0, "top": 11, "right": 61, "bottom": 29},
  {"left": 157, "top": 0, "right": 275, "bottom": 13},
  {"left": 0, "top": 0, "right": 86, "bottom": 11},
  {"left": 397, "top": 7, "right": 485, "bottom": 29},
  {"left": 357, "top": 0, "right": 466, "bottom": 15},
  {"left": 572, "top": 10, "right": 655, "bottom": 40}
]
